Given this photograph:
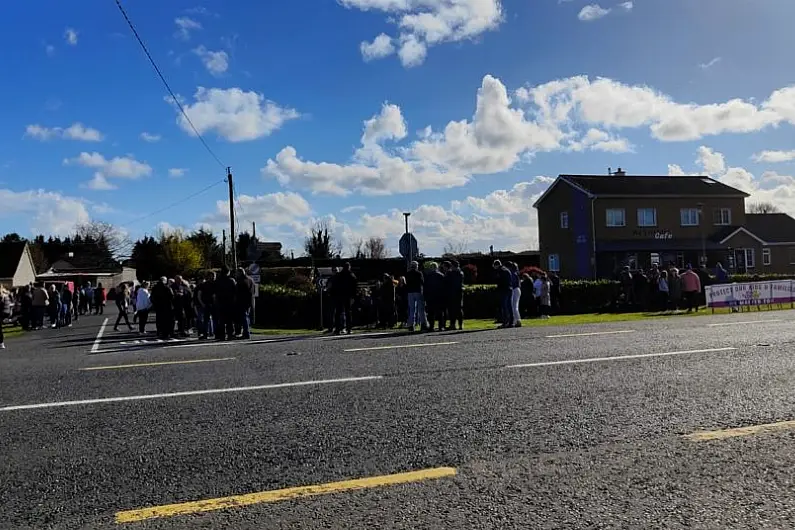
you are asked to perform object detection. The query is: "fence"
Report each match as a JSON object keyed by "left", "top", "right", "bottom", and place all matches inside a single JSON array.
[{"left": 705, "top": 280, "right": 795, "bottom": 312}]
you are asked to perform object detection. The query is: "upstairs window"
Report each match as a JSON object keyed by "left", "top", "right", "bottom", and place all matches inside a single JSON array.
[
  {"left": 637, "top": 208, "right": 657, "bottom": 227},
  {"left": 713, "top": 208, "right": 732, "bottom": 226},
  {"left": 606, "top": 208, "right": 626, "bottom": 227},
  {"left": 680, "top": 208, "right": 700, "bottom": 226},
  {"left": 560, "top": 211, "right": 569, "bottom": 229}
]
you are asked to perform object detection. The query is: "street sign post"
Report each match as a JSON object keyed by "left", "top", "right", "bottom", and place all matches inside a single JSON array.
[{"left": 399, "top": 233, "right": 418, "bottom": 261}]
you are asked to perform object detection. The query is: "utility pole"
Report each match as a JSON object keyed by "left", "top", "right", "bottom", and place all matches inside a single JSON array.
[
  {"left": 222, "top": 229, "right": 227, "bottom": 267},
  {"left": 227, "top": 167, "right": 238, "bottom": 271},
  {"left": 403, "top": 212, "right": 412, "bottom": 268},
  {"left": 252, "top": 222, "right": 256, "bottom": 240}
]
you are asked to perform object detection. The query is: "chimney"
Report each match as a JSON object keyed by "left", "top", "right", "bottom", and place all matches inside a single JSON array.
[
  {"left": 614, "top": 167, "right": 626, "bottom": 177},
  {"left": 608, "top": 167, "right": 612, "bottom": 175}
]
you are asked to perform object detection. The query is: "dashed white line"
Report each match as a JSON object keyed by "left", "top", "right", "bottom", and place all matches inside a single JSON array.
[
  {"left": 0, "top": 376, "right": 383, "bottom": 412},
  {"left": 90, "top": 318, "right": 109, "bottom": 353},
  {"left": 707, "top": 319, "right": 782, "bottom": 327},
  {"left": 505, "top": 347, "right": 737, "bottom": 370},
  {"left": 79, "top": 357, "right": 236, "bottom": 371},
  {"left": 545, "top": 330, "right": 636, "bottom": 338},
  {"left": 344, "top": 341, "right": 458, "bottom": 353}
]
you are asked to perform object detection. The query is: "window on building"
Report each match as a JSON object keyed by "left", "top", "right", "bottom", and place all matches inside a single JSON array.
[
  {"left": 548, "top": 254, "right": 560, "bottom": 272},
  {"left": 763, "top": 248, "right": 771, "bottom": 266},
  {"left": 744, "top": 248, "right": 755, "bottom": 269},
  {"left": 637, "top": 208, "right": 657, "bottom": 227},
  {"left": 713, "top": 208, "right": 732, "bottom": 225},
  {"left": 606, "top": 208, "right": 626, "bottom": 227},
  {"left": 560, "top": 211, "right": 569, "bottom": 229},
  {"left": 650, "top": 253, "right": 660, "bottom": 266},
  {"left": 680, "top": 208, "right": 700, "bottom": 226}
]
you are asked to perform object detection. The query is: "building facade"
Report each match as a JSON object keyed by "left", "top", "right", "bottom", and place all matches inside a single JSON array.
[
  {"left": 0, "top": 242, "right": 38, "bottom": 288},
  {"left": 535, "top": 170, "right": 795, "bottom": 278}
]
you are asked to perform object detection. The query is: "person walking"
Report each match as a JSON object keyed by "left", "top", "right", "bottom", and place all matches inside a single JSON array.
[
  {"left": 405, "top": 261, "right": 426, "bottom": 333},
  {"left": 135, "top": 281, "right": 152, "bottom": 334},
  {"left": 0, "top": 287, "right": 12, "bottom": 349},
  {"left": 113, "top": 284, "right": 134, "bottom": 332},
  {"left": 235, "top": 268, "right": 256, "bottom": 339}
]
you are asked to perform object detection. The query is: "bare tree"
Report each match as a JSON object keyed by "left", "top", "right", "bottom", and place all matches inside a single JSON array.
[
  {"left": 747, "top": 202, "right": 780, "bottom": 214},
  {"left": 364, "top": 236, "right": 389, "bottom": 259},
  {"left": 74, "top": 220, "right": 132, "bottom": 258},
  {"left": 304, "top": 220, "right": 342, "bottom": 259},
  {"left": 442, "top": 239, "right": 469, "bottom": 257},
  {"left": 348, "top": 238, "right": 365, "bottom": 259}
]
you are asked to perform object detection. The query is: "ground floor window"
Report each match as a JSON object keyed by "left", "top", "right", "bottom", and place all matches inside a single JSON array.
[
  {"left": 742, "top": 248, "right": 755, "bottom": 269},
  {"left": 548, "top": 254, "right": 560, "bottom": 272},
  {"left": 763, "top": 247, "right": 771, "bottom": 266}
]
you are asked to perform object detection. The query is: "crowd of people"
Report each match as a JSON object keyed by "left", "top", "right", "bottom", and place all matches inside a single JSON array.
[{"left": 618, "top": 262, "right": 708, "bottom": 312}]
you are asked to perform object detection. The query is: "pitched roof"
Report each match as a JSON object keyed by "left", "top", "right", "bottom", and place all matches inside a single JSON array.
[
  {"left": 0, "top": 242, "right": 26, "bottom": 278},
  {"left": 745, "top": 213, "right": 795, "bottom": 243},
  {"left": 560, "top": 174, "right": 749, "bottom": 198}
]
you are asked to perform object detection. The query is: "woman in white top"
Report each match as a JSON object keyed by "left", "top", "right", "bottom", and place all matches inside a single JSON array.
[{"left": 135, "top": 281, "right": 152, "bottom": 334}]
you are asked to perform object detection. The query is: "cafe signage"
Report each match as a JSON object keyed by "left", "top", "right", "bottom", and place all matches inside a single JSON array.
[{"left": 632, "top": 228, "right": 673, "bottom": 240}]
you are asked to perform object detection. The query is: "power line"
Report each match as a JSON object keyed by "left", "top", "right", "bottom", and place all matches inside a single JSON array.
[
  {"left": 119, "top": 179, "right": 226, "bottom": 230},
  {"left": 114, "top": 0, "right": 226, "bottom": 170}
]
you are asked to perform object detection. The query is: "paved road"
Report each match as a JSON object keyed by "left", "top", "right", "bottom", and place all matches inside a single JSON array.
[{"left": 2, "top": 310, "right": 795, "bottom": 529}]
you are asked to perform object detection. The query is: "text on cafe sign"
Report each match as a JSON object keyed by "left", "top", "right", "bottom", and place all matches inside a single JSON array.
[{"left": 632, "top": 229, "right": 673, "bottom": 240}]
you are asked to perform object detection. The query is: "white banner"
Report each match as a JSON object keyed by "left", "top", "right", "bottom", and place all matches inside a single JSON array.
[{"left": 706, "top": 280, "right": 794, "bottom": 308}]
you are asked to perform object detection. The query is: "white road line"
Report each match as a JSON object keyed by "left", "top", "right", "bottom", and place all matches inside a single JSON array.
[
  {"left": 505, "top": 347, "right": 736, "bottom": 370},
  {"left": 545, "top": 330, "right": 636, "bottom": 338},
  {"left": 166, "top": 338, "right": 278, "bottom": 349},
  {"left": 322, "top": 331, "right": 391, "bottom": 340},
  {"left": 0, "top": 376, "right": 383, "bottom": 412},
  {"left": 708, "top": 319, "right": 782, "bottom": 327},
  {"left": 344, "top": 341, "right": 458, "bottom": 353},
  {"left": 79, "top": 357, "right": 236, "bottom": 371},
  {"left": 90, "top": 318, "right": 109, "bottom": 353}
]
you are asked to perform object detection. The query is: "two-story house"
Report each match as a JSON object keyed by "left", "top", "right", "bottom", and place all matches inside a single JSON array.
[{"left": 534, "top": 169, "right": 795, "bottom": 278}]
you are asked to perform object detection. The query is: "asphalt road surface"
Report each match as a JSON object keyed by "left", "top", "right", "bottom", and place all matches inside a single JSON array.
[{"left": 3, "top": 309, "right": 795, "bottom": 529}]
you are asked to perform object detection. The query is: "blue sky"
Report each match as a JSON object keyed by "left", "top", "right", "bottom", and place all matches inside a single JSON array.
[{"left": 2, "top": 0, "right": 795, "bottom": 256}]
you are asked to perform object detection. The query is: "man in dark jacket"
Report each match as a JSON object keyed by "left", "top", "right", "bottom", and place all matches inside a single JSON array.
[
  {"left": 333, "top": 263, "right": 357, "bottom": 334},
  {"left": 214, "top": 268, "right": 237, "bottom": 341},
  {"left": 493, "top": 260, "right": 513, "bottom": 328},
  {"left": 424, "top": 262, "right": 446, "bottom": 331},
  {"left": 151, "top": 277, "right": 174, "bottom": 339},
  {"left": 405, "top": 261, "right": 425, "bottom": 332},
  {"left": 379, "top": 273, "right": 396, "bottom": 328},
  {"left": 195, "top": 272, "right": 216, "bottom": 339},
  {"left": 445, "top": 260, "right": 464, "bottom": 330},
  {"left": 172, "top": 276, "right": 190, "bottom": 338},
  {"left": 235, "top": 268, "right": 256, "bottom": 339}
]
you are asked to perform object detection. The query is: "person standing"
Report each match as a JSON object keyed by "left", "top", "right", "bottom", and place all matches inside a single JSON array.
[
  {"left": 172, "top": 276, "right": 189, "bottom": 338},
  {"left": 405, "top": 261, "right": 426, "bottom": 332},
  {"left": 48, "top": 285, "right": 61, "bottom": 329},
  {"left": 94, "top": 283, "right": 106, "bottom": 315},
  {"left": 31, "top": 283, "right": 48, "bottom": 330},
  {"left": 195, "top": 272, "right": 216, "bottom": 340},
  {"left": 235, "top": 268, "right": 256, "bottom": 339},
  {"left": 538, "top": 273, "right": 552, "bottom": 319},
  {"left": 151, "top": 277, "right": 175, "bottom": 339},
  {"left": 424, "top": 262, "right": 445, "bottom": 332},
  {"left": 445, "top": 260, "right": 464, "bottom": 330},
  {"left": 333, "top": 263, "right": 357, "bottom": 335},
  {"left": 20, "top": 285, "right": 32, "bottom": 331},
  {"left": 680, "top": 265, "right": 702, "bottom": 312},
  {"left": 135, "top": 281, "right": 152, "bottom": 334},
  {"left": 214, "top": 268, "right": 237, "bottom": 341},
  {"left": 113, "top": 284, "right": 134, "bottom": 332},
  {"left": 0, "top": 287, "right": 12, "bottom": 349},
  {"left": 493, "top": 260, "right": 513, "bottom": 328},
  {"left": 72, "top": 286, "right": 80, "bottom": 323},
  {"left": 508, "top": 262, "right": 522, "bottom": 327},
  {"left": 84, "top": 283, "right": 94, "bottom": 315},
  {"left": 61, "top": 285, "right": 73, "bottom": 328},
  {"left": 378, "top": 273, "right": 396, "bottom": 329}
]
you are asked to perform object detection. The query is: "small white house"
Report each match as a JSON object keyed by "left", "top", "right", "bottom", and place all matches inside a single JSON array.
[{"left": 0, "top": 242, "right": 38, "bottom": 288}]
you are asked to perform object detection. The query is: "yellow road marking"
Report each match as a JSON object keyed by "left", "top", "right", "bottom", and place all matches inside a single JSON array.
[
  {"left": 115, "top": 466, "right": 457, "bottom": 523},
  {"left": 80, "top": 357, "right": 236, "bottom": 371},
  {"left": 344, "top": 341, "right": 458, "bottom": 352},
  {"left": 683, "top": 420, "right": 795, "bottom": 442}
]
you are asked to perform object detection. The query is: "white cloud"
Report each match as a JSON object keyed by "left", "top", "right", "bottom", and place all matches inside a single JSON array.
[
  {"left": 185, "top": 6, "right": 217, "bottom": 16},
  {"left": 700, "top": 57, "right": 721, "bottom": 70},
  {"left": 172, "top": 87, "right": 300, "bottom": 142},
  {"left": 45, "top": 44, "right": 55, "bottom": 57},
  {"left": 140, "top": 132, "right": 161, "bottom": 142},
  {"left": 203, "top": 192, "right": 312, "bottom": 228},
  {"left": 668, "top": 164, "right": 686, "bottom": 177},
  {"left": 65, "top": 152, "right": 152, "bottom": 190},
  {"left": 515, "top": 75, "right": 795, "bottom": 142},
  {"left": 696, "top": 146, "right": 726, "bottom": 176},
  {"left": 578, "top": 4, "right": 610, "bottom": 21},
  {"left": 0, "top": 189, "right": 91, "bottom": 236},
  {"left": 175, "top": 17, "right": 202, "bottom": 40},
  {"left": 193, "top": 46, "right": 229, "bottom": 76},
  {"left": 361, "top": 33, "right": 395, "bottom": 61},
  {"left": 341, "top": 0, "right": 503, "bottom": 67},
  {"left": 752, "top": 149, "right": 795, "bottom": 163},
  {"left": 168, "top": 168, "right": 188, "bottom": 178},
  {"left": 568, "top": 128, "right": 632, "bottom": 153},
  {"left": 64, "top": 28, "right": 78, "bottom": 46},
  {"left": 619, "top": 1, "right": 633, "bottom": 11},
  {"left": 341, "top": 205, "right": 367, "bottom": 213},
  {"left": 25, "top": 123, "right": 104, "bottom": 142}
]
